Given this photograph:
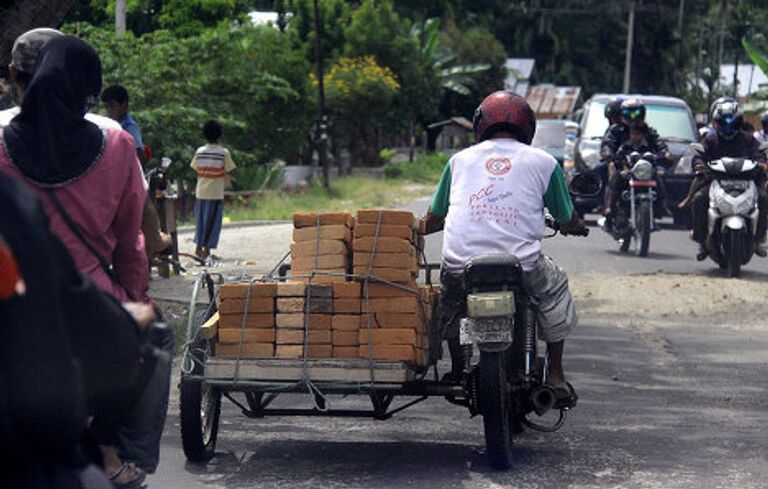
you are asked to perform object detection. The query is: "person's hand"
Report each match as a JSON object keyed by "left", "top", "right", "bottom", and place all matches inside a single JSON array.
[
  {"left": 758, "top": 162, "right": 768, "bottom": 173},
  {"left": 694, "top": 161, "right": 706, "bottom": 173},
  {"left": 123, "top": 302, "right": 155, "bottom": 328},
  {"left": 559, "top": 216, "right": 587, "bottom": 236},
  {"left": 620, "top": 168, "right": 630, "bottom": 177}
]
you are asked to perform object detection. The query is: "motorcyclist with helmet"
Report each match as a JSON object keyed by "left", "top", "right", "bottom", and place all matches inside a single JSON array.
[
  {"left": 602, "top": 98, "right": 671, "bottom": 230},
  {"left": 690, "top": 99, "right": 768, "bottom": 260},
  {"left": 420, "top": 91, "right": 585, "bottom": 407}
]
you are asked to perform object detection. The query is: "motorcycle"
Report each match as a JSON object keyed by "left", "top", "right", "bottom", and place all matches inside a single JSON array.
[
  {"left": 601, "top": 151, "right": 659, "bottom": 256},
  {"left": 457, "top": 173, "right": 598, "bottom": 469},
  {"left": 146, "top": 157, "right": 187, "bottom": 275},
  {"left": 691, "top": 143, "right": 761, "bottom": 278}
]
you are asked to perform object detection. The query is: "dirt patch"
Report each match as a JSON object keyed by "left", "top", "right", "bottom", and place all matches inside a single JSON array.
[{"left": 572, "top": 273, "right": 768, "bottom": 330}]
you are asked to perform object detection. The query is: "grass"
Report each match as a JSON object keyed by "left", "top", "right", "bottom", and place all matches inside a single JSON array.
[{"left": 221, "top": 153, "right": 448, "bottom": 222}]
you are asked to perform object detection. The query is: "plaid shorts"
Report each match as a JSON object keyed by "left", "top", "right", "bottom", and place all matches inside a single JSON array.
[{"left": 440, "top": 255, "right": 577, "bottom": 343}]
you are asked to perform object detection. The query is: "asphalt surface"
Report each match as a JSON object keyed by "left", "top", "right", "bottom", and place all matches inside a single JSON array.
[{"left": 150, "top": 198, "right": 768, "bottom": 488}]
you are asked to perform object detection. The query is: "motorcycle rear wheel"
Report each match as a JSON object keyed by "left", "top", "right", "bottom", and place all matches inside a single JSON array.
[{"left": 478, "top": 351, "right": 513, "bottom": 470}]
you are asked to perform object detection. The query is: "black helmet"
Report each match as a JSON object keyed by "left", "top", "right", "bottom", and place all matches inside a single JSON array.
[
  {"left": 604, "top": 96, "right": 625, "bottom": 121},
  {"left": 711, "top": 99, "right": 743, "bottom": 140},
  {"left": 761, "top": 110, "right": 768, "bottom": 130},
  {"left": 620, "top": 98, "right": 645, "bottom": 122}
]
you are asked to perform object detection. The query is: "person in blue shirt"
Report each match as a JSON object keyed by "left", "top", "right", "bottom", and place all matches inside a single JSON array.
[{"left": 101, "top": 84, "right": 147, "bottom": 166}]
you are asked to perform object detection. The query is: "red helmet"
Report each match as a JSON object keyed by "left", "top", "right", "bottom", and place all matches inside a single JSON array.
[{"left": 472, "top": 91, "right": 536, "bottom": 144}]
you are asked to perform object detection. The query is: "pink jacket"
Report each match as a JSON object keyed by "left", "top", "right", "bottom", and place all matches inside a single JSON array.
[{"left": 0, "top": 129, "right": 148, "bottom": 302}]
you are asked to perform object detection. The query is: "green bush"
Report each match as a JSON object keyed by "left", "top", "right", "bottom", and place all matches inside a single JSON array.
[{"left": 384, "top": 152, "right": 448, "bottom": 182}]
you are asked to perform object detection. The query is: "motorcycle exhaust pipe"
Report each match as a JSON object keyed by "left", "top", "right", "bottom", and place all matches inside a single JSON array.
[{"left": 530, "top": 385, "right": 556, "bottom": 416}]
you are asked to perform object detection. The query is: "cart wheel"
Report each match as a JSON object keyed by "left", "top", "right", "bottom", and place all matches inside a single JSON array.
[{"left": 180, "top": 376, "right": 221, "bottom": 463}]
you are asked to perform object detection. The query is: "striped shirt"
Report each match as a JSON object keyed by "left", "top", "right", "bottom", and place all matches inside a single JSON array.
[{"left": 190, "top": 144, "right": 236, "bottom": 200}]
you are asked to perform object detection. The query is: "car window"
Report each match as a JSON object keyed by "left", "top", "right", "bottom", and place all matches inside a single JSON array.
[
  {"left": 582, "top": 101, "right": 695, "bottom": 142},
  {"left": 645, "top": 105, "right": 695, "bottom": 141},
  {"left": 532, "top": 122, "right": 565, "bottom": 148}
]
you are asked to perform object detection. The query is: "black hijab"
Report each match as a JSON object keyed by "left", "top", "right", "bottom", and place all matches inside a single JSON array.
[{"left": 3, "top": 35, "right": 104, "bottom": 187}]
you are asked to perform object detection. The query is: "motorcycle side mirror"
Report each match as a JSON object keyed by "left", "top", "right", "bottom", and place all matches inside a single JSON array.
[
  {"left": 569, "top": 172, "right": 603, "bottom": 197},
  {"left": 161, "top": 157, "right": 172, "bottom": 169},
  {"left": 689, "top": 142, "right": 705, "bottom": 156}
]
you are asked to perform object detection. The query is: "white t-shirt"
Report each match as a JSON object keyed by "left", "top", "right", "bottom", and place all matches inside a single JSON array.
[
  {"left": 430, "top": 139, "right": 574, "bottom": 272},
  {"left": 0, "top": 107, "right": 148, "bottom": 190}
]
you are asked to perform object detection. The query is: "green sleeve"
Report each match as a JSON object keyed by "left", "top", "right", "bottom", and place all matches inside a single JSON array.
[
  {"left": 543, "top": 164, "right": 575, "bottom": 223},
  {"left": 430, "top": 163, "right": 452, "bottom": 217}
]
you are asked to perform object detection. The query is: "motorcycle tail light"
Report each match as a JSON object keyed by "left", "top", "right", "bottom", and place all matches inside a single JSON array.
[{"left": 467, "top": 292, "right": 515, "bottom": 318}]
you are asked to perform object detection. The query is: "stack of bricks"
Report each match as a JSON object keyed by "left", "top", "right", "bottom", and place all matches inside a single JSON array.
[
  {"left": 275, "top": 281, "right": 333, "bottom": 358},
  {"left": 331, "top": 282, "right": 362, "bottom": 358},
  {"left": 357, "top": 282, "right": 432, "bottom": 365},
  {"left": 290, "top": 212, "right": 353, "bottom": 284},
  {"left": 352, "top": 210, "right": 420, "bottom": 287},
  {"left": 215, "top": 282, "right": 277, "bottom": 357}
]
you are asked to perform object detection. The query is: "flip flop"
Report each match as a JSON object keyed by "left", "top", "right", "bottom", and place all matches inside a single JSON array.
[
  {"left": 549, "top": 382, "right": 578, "bottom": 409},
  {"left": 108, "top": 462, "right": 146, "bottom": 489}
]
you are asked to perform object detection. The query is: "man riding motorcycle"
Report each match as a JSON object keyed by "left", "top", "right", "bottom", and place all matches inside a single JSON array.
[
  {"left": 420, "top": 91, "right": 586, "bottom": 407},
  {"left": 690, "top": 99, "right": 768, "bottom": 260},
  {"left": 602, "top": 98, "right": 670, "bottom": 229}
]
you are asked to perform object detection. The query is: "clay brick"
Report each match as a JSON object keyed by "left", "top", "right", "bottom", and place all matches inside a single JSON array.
[
  {"left": 332, "top": 315, "right": 363, "bottom": 331},
  {"left": 276, "top": 297, "right": 332, "bottom": 314},
  {"left": 358, "top": 344, "right": 416, "bottom": 363},
  {"left": 218, "top": 313, "right": 275, "bottom": 329},
  {"left": 332, "top": 330, "right": 360, "bottom": 347},
  {"left": 307, "top": 344, "right": 333, "bottom": 358},
  {"left": 290, "top": 267, "right": 348, "bottom": 282},
  {"left": 275, "top": 329, "right": 332, "bottom": 345},
  {"left": 293, "top": 212, "right": 353, "bottom": 228},
  {"left": 216, "top": 343, "right": 274, "bottom": 357},
  {"left": 332, "top": 282, "right": 361, "bottom": 298},
  {"left": 352, "top": 237, "right": 413, "bottom": 254},
  {"left": 334, "top": 298, "right": 361, "bottom": 314},
  {"left": 353, "top": 266, "right": 415, "bottom": 283},
  {"left": 291, "top": 240, "right": 348, "bottom": 257},
  {"left": 333, "top": 346, "right": 359, "bottom": 358},
  {"left": 276, "top": 345, "right": 303, "bottom": 358},
  {"left": 356, "top": 209, "right": 415, "bottom": 227},
  {"left": 218, "top": 328, "right": 276, "bottom": 344},
  {"left": 364, "top": 283, "right": 418, "bottom": 298},
  {"left": 361, "top": 297, "right": 421, "bottom": 314},
  {"left": 292, "top": 225, "right": 351, "bottom": 243},
  {"left": 277, "top": 282, "right": 333, "bottom": 298},
  {"left": 291, "top": 255, "right": 348, "bottom": 270},
  {"left": 353, "top": 224, "right": 414, "bottom": 241},
  {"left": 353, "top": 252, "right": 418, "bottom": 270},
  {"left": 217, "top": 297, "right": 274, "bottom": 314},
  {"left": 276, "top": 313, "right": 332, "bottom": 330},
  {"left": 358, "top": 328, "right": 417, "bottom": 346},
  {"left": 370, "top": 313, "right": 426, "bottom": 331},
  {"left": 219, "top": 282, "right": 277, "bottom": 299}
]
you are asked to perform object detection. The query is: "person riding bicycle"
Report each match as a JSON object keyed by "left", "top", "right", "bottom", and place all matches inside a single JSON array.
[
  {"left": 690, "top": 99, "right": 768, "bottom": 260},
  {"left": 420, "top": 91, "right": 586, "bottom": 407}
]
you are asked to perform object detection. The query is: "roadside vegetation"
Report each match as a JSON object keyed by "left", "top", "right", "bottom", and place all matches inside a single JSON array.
[{"left": 221, "top": 153, "right": 447, "bottom": 222}]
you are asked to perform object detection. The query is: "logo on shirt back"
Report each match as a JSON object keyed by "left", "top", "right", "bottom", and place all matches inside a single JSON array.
[{"left": 485, "top": 157, "right": 511, "bottom": 175}]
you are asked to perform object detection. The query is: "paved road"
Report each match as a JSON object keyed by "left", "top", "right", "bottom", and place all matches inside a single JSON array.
[{"left": 150, "top": 200, "right": 768, "bottom": 488}]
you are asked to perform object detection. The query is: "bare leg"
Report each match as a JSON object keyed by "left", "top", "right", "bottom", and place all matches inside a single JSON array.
[{"left": 545, "top": 340, "right": 566, "bottom": 386}]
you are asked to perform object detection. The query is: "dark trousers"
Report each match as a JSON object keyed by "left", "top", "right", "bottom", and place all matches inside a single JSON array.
[
  {"left": 118, "top": 326, "right": 174, "bottom": 474},
  {"left": 692, "top": 186, "right": 768, "bottom": 244}
]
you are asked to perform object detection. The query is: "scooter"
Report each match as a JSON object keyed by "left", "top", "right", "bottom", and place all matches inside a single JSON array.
[{"left": 691, "top": 143, "right": 761, "bottom": 277}]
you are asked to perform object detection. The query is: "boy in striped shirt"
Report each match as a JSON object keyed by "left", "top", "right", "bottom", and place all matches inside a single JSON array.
[{"left": 191, "top": 120, "right": 236, "bottom": 259}]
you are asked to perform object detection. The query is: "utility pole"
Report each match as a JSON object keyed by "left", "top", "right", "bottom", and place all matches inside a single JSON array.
[
  {"left": 622, "top": 0, "right": 636, "bottom": 93},
  {"left": 675, "top": 0, "right": 685, "bottom": 91},
  {"left": 115, "top": 0, "right": 126, "bottom": 36},
  {"left": 313, "top": 0, "right": 330, "bottom": 189}
]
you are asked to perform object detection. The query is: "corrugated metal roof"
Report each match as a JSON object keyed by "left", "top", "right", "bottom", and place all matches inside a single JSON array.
[{"left": 526, "top": 84, "right": 582, "bottom": 118}]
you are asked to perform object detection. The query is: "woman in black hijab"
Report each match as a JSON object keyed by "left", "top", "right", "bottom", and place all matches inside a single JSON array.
[{"left": 4, "top": 35, "right": 104, "bottom": 187}]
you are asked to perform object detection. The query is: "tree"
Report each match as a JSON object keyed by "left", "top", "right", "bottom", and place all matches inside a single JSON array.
[{"left": 0, "top": 0, "right": 77, "bottom": 67}]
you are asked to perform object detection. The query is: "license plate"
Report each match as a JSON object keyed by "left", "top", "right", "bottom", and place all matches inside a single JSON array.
[
  {"left": 460, "top": 317, "right": 513, "bottom": 345},
  {"left": 720, "top": 180, "right": 750, "bottom": 191}
]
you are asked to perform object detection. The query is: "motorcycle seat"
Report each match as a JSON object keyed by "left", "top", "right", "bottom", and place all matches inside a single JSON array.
[{"left": 463, "top": 254, "right": 524, "bottom": 291}]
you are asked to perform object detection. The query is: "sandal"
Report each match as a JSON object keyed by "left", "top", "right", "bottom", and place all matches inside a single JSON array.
[
  {"left": 549, "top": 382, "right": 578, "bottom": 409},
  {"left": 108, "top": 462, "right": 146, "bottom": 489}
]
